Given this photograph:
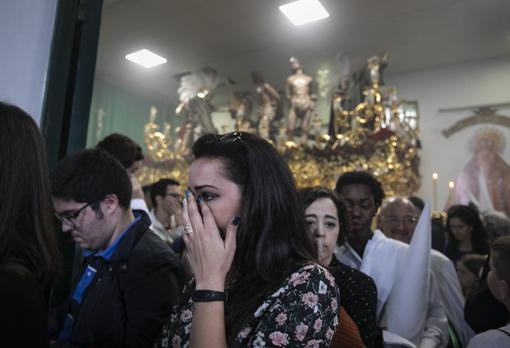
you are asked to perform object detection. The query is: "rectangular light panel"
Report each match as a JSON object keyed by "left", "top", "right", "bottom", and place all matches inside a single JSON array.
[
  {"left": 125, "top": 49, "right": 167, "bottom": 68},
  {"left": 279, "top": 0, "right": 330, "bottom": 26}
]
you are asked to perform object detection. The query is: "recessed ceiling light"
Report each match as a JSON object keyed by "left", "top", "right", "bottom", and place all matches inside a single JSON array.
[
  {"left": 125, "top": 49, "right": 167, "bottom": 68},
  {"left": 279, "top": 0, "right": 330, "bottom": 26}
]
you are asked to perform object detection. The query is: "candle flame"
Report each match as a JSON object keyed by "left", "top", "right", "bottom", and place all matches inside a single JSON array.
[{"left": 432, "top": 172, "right": 439, "bottom": 180}]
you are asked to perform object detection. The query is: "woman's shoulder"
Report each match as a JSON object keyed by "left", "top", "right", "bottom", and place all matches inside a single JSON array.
[
  {"left": 288, "top": 262, "right": 336, "bottom": 283},
  {"left": 270, "top": 262, "right": 338, "bottom": 299},
  {"left": 330, "top": 257, "right": 377, "bottom": 289}
]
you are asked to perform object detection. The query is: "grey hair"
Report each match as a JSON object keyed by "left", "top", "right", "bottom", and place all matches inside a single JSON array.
[{"left": 482, "top": 210, "right": 510, "bottom": 241}]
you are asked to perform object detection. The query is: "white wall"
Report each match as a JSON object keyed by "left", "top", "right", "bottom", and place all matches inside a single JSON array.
[
  {"left": 388, "top": 56, "right": 510, "bottom": 209},
  {"left": 0, "top": 0, "right": 58, "bottom": 125}
]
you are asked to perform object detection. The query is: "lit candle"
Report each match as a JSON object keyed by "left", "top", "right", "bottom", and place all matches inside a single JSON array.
[
  {"left": 448, "top": 180, "right": 455, "bottom": 191},
  {"left": 432, "top": 172, "right": 438, "bottom": 212},
  {"left": 448, "top": 181, "right": 455, "bottom": 204}
]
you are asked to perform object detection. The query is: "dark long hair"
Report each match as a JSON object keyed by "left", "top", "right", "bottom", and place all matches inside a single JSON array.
[
  {"left": 446, "top": 204, "right": 489, "bottom": 255},
  {"left": 0, "top": 102, "right": 59, "bottom": 287},
  {"left": 192, "top": 132, "right": 316, "bottom": 338}
]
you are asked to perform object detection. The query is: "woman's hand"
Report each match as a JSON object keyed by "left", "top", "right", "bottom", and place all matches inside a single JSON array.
[{"left": 182, "top": 190, "right": 238, "bottom": 291}]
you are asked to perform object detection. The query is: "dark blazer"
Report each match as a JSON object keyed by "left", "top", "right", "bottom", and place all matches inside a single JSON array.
[{"left": 54, "top": 210, "right": 185, "bottom": 348}]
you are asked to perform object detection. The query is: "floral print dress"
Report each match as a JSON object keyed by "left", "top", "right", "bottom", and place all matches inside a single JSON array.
[{"left": 156, "top": 263, "right": 340, "bottom": 348}]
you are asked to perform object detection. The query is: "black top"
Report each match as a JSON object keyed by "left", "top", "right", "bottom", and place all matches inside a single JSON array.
[
  {"left": 0, "top": 269, "right": 49, "bottom": 347},
  {"left": 329, "top": 256, "right": 379, "bottom": 348},
  {"left": 465, "top": 255, "right": 509, "bottom": 333}
]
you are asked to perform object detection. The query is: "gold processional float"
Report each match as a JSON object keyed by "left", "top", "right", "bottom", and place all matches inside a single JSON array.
[{"left": 138, "top": 54, "right": 421, "bottom": 196}]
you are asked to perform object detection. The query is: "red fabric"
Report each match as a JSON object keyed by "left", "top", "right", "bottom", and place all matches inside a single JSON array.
[{"left": 330, "top": 306, "right": 366, "bottom": 348}]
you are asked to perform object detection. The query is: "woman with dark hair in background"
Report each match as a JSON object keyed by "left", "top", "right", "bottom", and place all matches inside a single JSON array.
[
  {"left": 300, "top": 187, "right": 380, "bottom": 348},
  {"left": 445, "top": 204, "right": 489, "bottom": 265},
  {"left": 0, "top": 102, "right": 59, "bottom": 346},
  {"left": 156, "top": 132, "right": 339, "bottom": 348}
]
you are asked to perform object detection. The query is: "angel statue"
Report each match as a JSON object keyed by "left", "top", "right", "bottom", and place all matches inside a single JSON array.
[
  {"left": 285, "top": 56, "right": 316, "bottom": 145},
  {"left": 251, "top": 71, "right": 281, "bottom": 142},
  {"left": 366, "top": 51, "right": 389, "bottom": 87},
  {"left": 174, "top": 67, "right": 228, "bottom": 156}
]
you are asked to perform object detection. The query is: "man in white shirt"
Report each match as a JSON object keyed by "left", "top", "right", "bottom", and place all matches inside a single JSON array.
[
  {"left": 334, "top": 171, "right": 448, "bottom": 348},
  {"left": 378, "top": 196, "right": 475, "bottom": 347},
  {"left": 149, "top": 178, "right": 183, "bottom": 245}
]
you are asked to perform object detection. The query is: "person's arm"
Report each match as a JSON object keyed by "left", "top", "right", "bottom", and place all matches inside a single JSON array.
[
  {"left": 285, "top": 78, "right": 292, "bottom": 101},
  {"left": 130, "top": 173, "right": 150, "bottom": 214},
  {"left": 419, "top": 273, "right": 449, "bottom": 348},
  {"left": 113, "top": 246, "right": 183, "bottom": 348},
  {"left": 182, "top": 191, "right": 238, "bottom": 348},
  {"left": 264, "top": 83, "right": 280, "bottom": 101},
  {"left": 340, "top": 266, "right": 379, "bottom": 348}
]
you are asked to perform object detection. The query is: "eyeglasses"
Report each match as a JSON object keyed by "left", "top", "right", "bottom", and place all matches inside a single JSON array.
[
  {"left": 219, "top": 132, "right": 243, "bottom": 143},
  {"left": 54, "top": 203, "right": 90, "bottom": 226},
  {"left": 384, "top": 215, "right": 418, "bottom": 226}
]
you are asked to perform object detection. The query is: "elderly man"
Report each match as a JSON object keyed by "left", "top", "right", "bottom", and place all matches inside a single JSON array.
[
  {"left": 50, "top": 148, "right": 184, "bottom": 347},
  {"left": 335, "top": 171, "right": 448, "bottom": 348},
  {"left": 378, "top": 196, "right": 475, "bottom": 347}
]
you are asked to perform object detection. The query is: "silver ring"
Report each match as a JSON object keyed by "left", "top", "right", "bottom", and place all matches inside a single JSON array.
[{"left": 184, "top": 224, "right": 193, "bottom": 234}]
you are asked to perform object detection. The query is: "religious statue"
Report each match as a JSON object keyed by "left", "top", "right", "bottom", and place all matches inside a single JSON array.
[
  {"left": 229, "top": 91, "right": 253, "bottom": 132},
  {"left": 285, "top": 56, "right": 316, "bottom": 145},
  {"left": 251, "top": 71, "right": 281, "bottom": 141},
  {"left": 450, "top": 129, "right": 510, "bottom": 216},
  {"left": 329, "top": 78, "right": 352, "bottom": 137},
  {"left": 366, "top": 52, "right": 389, "bottom": 87},
  {"left": 174, "top": 68, "right": 227, "bottom": 156}
]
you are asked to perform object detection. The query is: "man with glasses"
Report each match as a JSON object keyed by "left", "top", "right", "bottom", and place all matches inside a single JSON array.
[
  {"left": 149, "top": 178, "right": 183, "bottom": 245},
  {"left": 378, "top": 196, "right": 475, "bottom": 347},
  {"left": 50, "top": 148, "right": 184, "bottom": 348},
  {"left": 334, "top": 171, "right": 448, "bottom": 348}
]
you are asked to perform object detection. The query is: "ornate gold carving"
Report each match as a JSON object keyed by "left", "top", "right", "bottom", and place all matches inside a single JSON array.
[{"left": 138, "top": 55, "right": 421, "bottom": 196}]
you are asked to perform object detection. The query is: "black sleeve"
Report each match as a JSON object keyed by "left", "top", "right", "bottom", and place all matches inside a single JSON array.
[
  {"left": 332, "top": 262, "right": 379, "bottom": 348},
  {"left": 0, "top": 272, "right": 50, "bottom": 348},
  {"left": 111, "top": 246, "right": 184, "bottom": 348}
]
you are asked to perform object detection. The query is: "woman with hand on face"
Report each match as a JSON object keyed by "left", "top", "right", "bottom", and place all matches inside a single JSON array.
[
  {"left": 156, "top": 132, "right": 339, "bottom": 348},
  {"left": 445, "top": 205, "right": 489, "bottom": 266},
  {"left": 300, "top": 187, "right": 380, "bottom": 348}
]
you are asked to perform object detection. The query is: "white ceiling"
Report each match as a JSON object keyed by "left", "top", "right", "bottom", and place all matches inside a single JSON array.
[{"left": 96, "top": 0, "right": 510, "bottom": 105}]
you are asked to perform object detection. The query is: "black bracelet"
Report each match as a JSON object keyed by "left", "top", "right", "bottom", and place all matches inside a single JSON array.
[{"left": 191, "top": 290, "right": 226, "bottom": 302}]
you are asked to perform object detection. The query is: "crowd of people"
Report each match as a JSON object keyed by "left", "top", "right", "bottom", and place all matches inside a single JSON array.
[{"left": 1, "top": 100, "right": 510, "bottom": 347}]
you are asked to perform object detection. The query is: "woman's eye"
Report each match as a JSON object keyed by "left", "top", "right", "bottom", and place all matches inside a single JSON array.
[
  {"left": 201, "top": 192, "right": 216, "bottom": 201},
  {"left": 326, "top": 222, "right": 337, "bottom": 229},
  {"left": 305, "top": 220, "right": 317, "bottom": 230}
]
